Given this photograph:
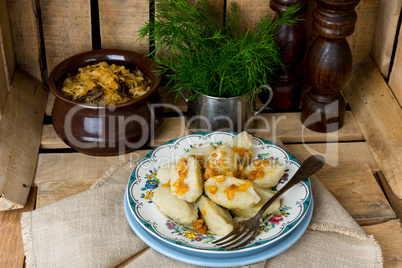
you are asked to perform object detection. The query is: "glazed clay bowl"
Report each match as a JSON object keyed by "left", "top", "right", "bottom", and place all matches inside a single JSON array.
[{"left": 49, "top": 49, "right": 164, "bottom": 156}]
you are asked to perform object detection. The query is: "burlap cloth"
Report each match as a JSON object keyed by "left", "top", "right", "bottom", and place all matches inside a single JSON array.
[{"left": 21, "top": 144, "right": 383, "bottom": 267}]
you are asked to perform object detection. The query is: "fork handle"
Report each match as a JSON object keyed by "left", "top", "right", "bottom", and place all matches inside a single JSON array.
[{"left": 254, "top": 155, "right": 325, "bottom": 220}]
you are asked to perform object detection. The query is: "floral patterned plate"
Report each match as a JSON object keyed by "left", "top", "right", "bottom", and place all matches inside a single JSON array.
[{"left": 126, "top": 132, "right": 312, "bottom": 253}]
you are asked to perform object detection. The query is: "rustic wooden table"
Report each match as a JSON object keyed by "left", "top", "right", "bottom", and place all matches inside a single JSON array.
[{"left": 1, "top": 59, "right": 402, "bottom": 267}]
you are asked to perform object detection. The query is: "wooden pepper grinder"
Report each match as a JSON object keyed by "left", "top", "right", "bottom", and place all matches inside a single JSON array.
[
  {"left": 261, "top": 0, "right": 309, "bottom": 111},
  {"left": 301, "top": 0, "right": 360, "bottom": 132}
]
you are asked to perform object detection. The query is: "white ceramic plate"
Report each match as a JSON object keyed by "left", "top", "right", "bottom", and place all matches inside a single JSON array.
[{"left": 127, "top": 132, "right": 311, "bottom": 253}]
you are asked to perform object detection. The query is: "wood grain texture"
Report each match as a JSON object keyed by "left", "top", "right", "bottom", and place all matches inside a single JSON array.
[
  {"left": 0, "top": 187, "right": 36, "bottom": 267},
  {"left": 285, "top": 142, "right": 380, "bottom": 171},
  {"left": 40, "top": 0, "right": 92, "bottom": 74},
  {"left": 371, "top": 0, "right": 402, "bottom": 79},
  {"left": 376, "top": 171, "right": 402, "bottom": 222},
  {"left": 0, "top": 0, "right": 15, "bottom": 86},
  {"left": 317, "top": 164, "right": 395, "bottom": 225},
  {"left": 389, "top": 27, "right": 402, "bottom": 106},
  {"left": 0, "top": 35, "right": 8, "bottom": 118},
  {"left": 40, "top": 111, "right": 364, "bottom": 149},
  {"left": 0, "top": 69, "right": 47, "bottom": 210},
  {"left": 33, "top": 151, "right": 150, "bottom": 186},
  {"left": 343, "top": 56, "right": 402, "bottom": 198},
  {"left": 347, "top": 0, "right": 379, "bottom": 66},
  {"left": 98, "top": 0, "right": 149, "bottom": 55},
  {"left": 362, "top": 219, "right": 402, "bottom": 268},
  {"left": 7, "top": 0, "right": 42, "bottom": 81}
]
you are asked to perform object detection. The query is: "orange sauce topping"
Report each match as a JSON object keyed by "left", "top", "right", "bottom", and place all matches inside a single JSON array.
[
  {"left": 215, "top": 175, "right": 226, "bottom": 183},
  {"left": 201, "top": 209, "right": 207, "bottom": 216},
  {"left": 172, "top": 158, "right": 189, "bottom": 196},
  {"left": 223, "top": 182, "right": 252, "bottom": 200},
  {"left": 203, "top": 167, "right": 215, "bottom": 180},
  {"left": 247, "top": 170, "right": 265, "bottom": 181},
  {"left": 233, "top": 147, "right": 252, "bottom": 161},
  {"left": 206, "top": 185, "right": 218, "bottom": 194}
]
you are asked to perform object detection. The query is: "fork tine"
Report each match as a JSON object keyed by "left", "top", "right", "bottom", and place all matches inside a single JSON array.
[
  {"left": 215, "top": 229, "right": 253, "bottom": 248},
  {"left": 212, "top": 226, "right": 244, "bottom": 244},
  {"left": 226, "top": 229, "right": 259, "bottom": 250}
]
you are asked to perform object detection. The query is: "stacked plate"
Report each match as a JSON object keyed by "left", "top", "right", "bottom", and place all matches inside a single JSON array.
[{"left": 124, "top": 132, "right": 313, "bottom": 267}]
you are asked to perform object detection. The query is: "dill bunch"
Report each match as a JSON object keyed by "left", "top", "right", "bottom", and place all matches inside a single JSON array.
[{"left": 137, "top": 0, "right": 301, "bottom": 99}]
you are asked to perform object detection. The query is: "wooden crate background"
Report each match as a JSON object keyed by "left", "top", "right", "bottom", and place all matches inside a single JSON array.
[{"left": 0, "top": 0, "right": 402, "bottom": 206}]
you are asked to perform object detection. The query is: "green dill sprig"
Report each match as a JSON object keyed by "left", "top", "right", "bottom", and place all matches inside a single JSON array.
[{"left": 137, "top": 0, "right": 301, "bottom": 99}]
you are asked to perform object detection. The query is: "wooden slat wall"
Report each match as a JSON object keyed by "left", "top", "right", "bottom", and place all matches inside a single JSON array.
[
  {"left": 98, "top": 0, "right": 150, "bottom": 55},
  {"left": 343, "top": 56, "right": 402, "bottom": 199},
  {"left": 0, "top": 0, "right": 14, "bottom": 117},
  {"left": 0, "top": 0, "right": 15, "bottom": 86},
  {"left": 389, "top": 27, "right": 402, "bottom": 106},
  {"left": 7, "top": 0, "right": 42, "bottom": 81},
  {"left": 371, "top": 0, "right": 402, "bottom": 79},
  {"left": 40, "top": 0, "right": 92, "bottom": 74}
]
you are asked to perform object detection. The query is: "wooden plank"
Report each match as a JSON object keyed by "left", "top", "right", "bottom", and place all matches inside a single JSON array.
[
  {"left": 7, "top": 0, "right": 42, "bottom": 81},
  {"left": 40, "top": 0, "right": 92, "bottom": 74},
  {"left": 0, "top": 69, "right": 48, "bottom": 210},
  {"left": 347, "top": 0, "right": 379, "bottom": 66},
  {"left": 343, "top": 56, "right": 402, "bottom": 198},
  {"left": 0, "top": 187, "right": 36, "bottom": 267},
  {"left": 0, "top": 34, "right": 8, "bottom": 117},
  {"left": 98, "top": 0, "right": 149, "bottom": 55},
  {"left": 371, "top": 0, "right": 402, "bottom": 79},
  {"left": 40, "top": 111, "right": 364, "bottom": 149},
  {"left": 362, "top": 219, "right": 402, "bottom": 268},
  {"left": 33, "top": 151, "right": 150, "bottom": 186},
  {"left": 376, "top": 171, "right": 402, "bottom": 222},
  {"left": 0, "top": 0, "right": 15, "bottom": 86},
  {"left": 389, "top": 26, "right": 402, "bottom": 106},
  {"left": 285, "top": 142, "right": 380, "bottom": 171},
  {"left": 317, "top": 164, "right": 395, "bottom": 225}
]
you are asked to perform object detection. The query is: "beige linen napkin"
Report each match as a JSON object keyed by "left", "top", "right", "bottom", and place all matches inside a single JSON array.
[{"left": 21, "top": 157, "right": 383, "bottom": 268}]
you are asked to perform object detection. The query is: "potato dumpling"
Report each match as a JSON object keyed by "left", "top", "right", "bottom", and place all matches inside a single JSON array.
[
  {"left": 231, "top": 185, "right": 281, "bottom": 218},
  {"left": 228, "top": 131, "right": 254, "bottom": 151},
  {"left": 152, "top": 186, "right": 198, "bottom": 226},
  {"left": 170, "top": 156, "right": 203, "bottom": 202},
  {"left": 156, "top": 161, "right": 172, "bottom": 185},
  {"left": 197, "top": 195, "right": 234, "bottom": 236},
  {"left": 181, "top": 144, "right": 215, "bottom": 169},
  {"left": 204, "top": 145, "right": 237, "bottom": 180},
  {"left": 228, "top": 131, "right": 254, "bottom": 166},
  {"left": 244, "top": 159, "right": 285, "bottom": 188},
  {"left": 204, "top": 175, "right": 260, "bottom": 210}
]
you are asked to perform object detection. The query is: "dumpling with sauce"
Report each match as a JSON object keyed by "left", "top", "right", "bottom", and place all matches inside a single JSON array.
[
  {"left": 152, "top": 186, "right": 198, "bottom": 226},
  {"left": 170, "top": 156, "right": 203, "bottom": 202},
  {"left": 204, "top": 175, "right": 260, "bottom": 210},
  {"left": 231, "top": 185, "right": 281, "bottom": 218},
  {"left": 204, "top": 145, "right": 237, "bottom": 180},
  {"left": 181, "top": 143, "right": 215, "bottom": 169},
  {"left": 196, "top": 195, "right": 234, "bottom": 236},
  {"left": 228, "top": 131, "right": 254, "bottom": 166},
  {"left": 244, "top": 159, "right": 285, "bottom": 188}
]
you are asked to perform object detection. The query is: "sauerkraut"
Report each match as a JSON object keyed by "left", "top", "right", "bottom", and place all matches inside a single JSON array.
[{"left": 61, "top": 61, "right": 151, "bottom": 105}]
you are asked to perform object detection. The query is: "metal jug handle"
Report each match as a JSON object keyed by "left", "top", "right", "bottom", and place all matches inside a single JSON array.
[
  {"left": 180, "top": 91, "right": 189, "bottom": 103},
  {"left": 254, "top": 85, "right": 273, "bottom": 116}
]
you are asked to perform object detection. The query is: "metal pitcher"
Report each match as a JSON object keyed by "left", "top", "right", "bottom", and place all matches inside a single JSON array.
[{"left": 180, "top": 86, "right": 273, "bottom": 133}]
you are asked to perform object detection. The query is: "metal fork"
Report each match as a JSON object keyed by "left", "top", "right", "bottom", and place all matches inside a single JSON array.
[{"left": 213, "top": 154, "right": 325, "bottom": 250}]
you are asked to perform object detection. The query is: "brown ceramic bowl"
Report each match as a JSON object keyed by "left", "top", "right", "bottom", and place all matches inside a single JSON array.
[{"left": 49, "top": 49, "right": 164, "bottom": 156}]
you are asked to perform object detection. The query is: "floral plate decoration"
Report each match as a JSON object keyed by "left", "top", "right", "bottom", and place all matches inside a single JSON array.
[{"left": 126, "top": 132, "right": 311, "bottom": 253}]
